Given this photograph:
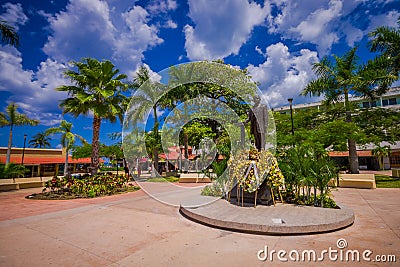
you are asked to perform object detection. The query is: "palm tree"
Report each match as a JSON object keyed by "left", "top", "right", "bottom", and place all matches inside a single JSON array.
[
  {"left": 127, "top": 66, "right": 165, "bottom": 177},
  {"left": 57, "top": 58, "right": 128, "bottom": 175},
  {"left": 302, "top": 48, "right": 393, "bottom": 174},
  {"left": 0, "top": 20, "right": 19, "bottom": 47},
  {"left": 368, "top": 17, "right": 400, "bottom": 78},
  {"left": 372, "top": 145, "right": 390, "bottom": 170},
  {"left": 45, "top": 120, "right": 86, "bottom": 177},
  {"left": 29, "top": 132, "right": 51, "bottom": 148},
  {"left": 0, "top": 102, "right": 39, "bottom": 165},
  {"left": 167, "top": 64, "right": 199, "bottom": 171}
]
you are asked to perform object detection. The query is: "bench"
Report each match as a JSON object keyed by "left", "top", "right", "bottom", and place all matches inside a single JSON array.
[
  {"left": 0, "top": 177, "right": 48, "bottom": 191},
  {"left": 0, "top": 179, "right": 19, "bottom": 190},
  {"left": 338, "top": 174, "right": 376, "bottom": 189},
  {"left": 179, "top": 173, "right": 213, "bottom": 183},
  {"left": 392, "top": 168, "right": 400, "bottom": 178},
  {"left": 15, "top": 178, "right": 46, "bottom": 189}
]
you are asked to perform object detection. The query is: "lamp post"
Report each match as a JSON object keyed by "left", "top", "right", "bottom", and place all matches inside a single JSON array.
[
  {"left": 288, "top": 98, "right": 294, "bottom": 135},
  {"left": 21, "top": 134, "right": 27, "bottom": 166}
]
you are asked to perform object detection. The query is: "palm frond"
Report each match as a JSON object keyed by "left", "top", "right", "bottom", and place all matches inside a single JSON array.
[{"left": 0, "top": 20, "right": 19, "bottom": 47}]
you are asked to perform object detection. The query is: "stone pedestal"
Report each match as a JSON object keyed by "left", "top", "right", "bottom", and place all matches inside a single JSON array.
[{"left": 228, "top": 179, "right": 273, "bottom": 206}]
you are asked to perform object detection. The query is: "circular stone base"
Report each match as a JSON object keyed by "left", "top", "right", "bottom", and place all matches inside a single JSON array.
[{"left": 180, "top": 199, "right": 354, "bottom": 235}]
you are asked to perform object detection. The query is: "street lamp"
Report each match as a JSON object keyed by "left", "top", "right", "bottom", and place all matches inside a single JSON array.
[
  {"left": 21, "top": 134, "right": 27, "bottom": 166},
  {"left": 288, "top": 98, "right": 294, "bottom": 135}
]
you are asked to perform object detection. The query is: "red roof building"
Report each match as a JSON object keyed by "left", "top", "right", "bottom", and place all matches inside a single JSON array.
[{"left": 0, "top": 147, "right": 93, "bottom": 177}]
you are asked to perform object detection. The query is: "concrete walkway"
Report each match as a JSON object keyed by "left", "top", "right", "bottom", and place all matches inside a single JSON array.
[{"left": 0, "top": 186, "right": 399, "bottom": 266}]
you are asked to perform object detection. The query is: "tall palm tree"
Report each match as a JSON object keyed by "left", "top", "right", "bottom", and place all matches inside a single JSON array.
[
  {"left": 45, "top": 120, "right": 86, "bottom": 176},
  {"left": 57, "top": 58, "right": 128, "bottom": 175},
  {"left": 302, "top": 47, "right": 393, "bottom": 174},
  {"left": 0, "top": 102, "right": 39, "bottom": 165},
  {"left": 368, "top": 17, "right": 400, "bottom": 78},
  {"left": 29, "top": 132, "right": 51, "bottom": 148},
  {"left": 167, "top": 64, "right": 199, "bottom": 170},
  {"left": 127, "top": 66, "right": 165, "bottom": 177},
  {"left": 0, "top": 20, "right": 19, "bottom": 47}
]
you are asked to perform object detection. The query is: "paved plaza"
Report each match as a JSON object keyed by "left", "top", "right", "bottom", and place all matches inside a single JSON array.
[{"left": 0, "top": 184, "right": 399, "bottom": 266}]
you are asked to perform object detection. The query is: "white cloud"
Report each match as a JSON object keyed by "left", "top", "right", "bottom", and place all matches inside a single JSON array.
[
  {"left": 255, "top": 46, "right": 265, "bottom": 56},
  {"left": 366, "top": 10, "right": 400, "bottom": 34},
  {"left": 115, "top": 5, "right": 163, "bottom": 68},
  {"left": 164, "top": 19, "right": 177, "bottom": 29},
  {"left": 42, "top": 0, "right": 163, "bottom": 75},
  {"left": 267, "top": 0, "right": 364, "bottom": 55},
  {"left": 289, "top": 0, "right": 342, "bottom": 54},
  {"left": 0, "top": 46, "right": 34, "bottom": 94},
  {"left": 1, "top": 0, "right": 168, "bottom": 126},
  {"left": 0, "top": 46, "right": 68, "bottom": 125},
  {"left": 146, "top": 0, "right": 177, "bottom": 14},
  {"left": 291, "top": 0, "right": 342, "bottom": 40},
  {"left": 343, "top": 24, "right": 363, "bottom": 47},
  {"left": 43, "top": 0, "right": 115, "bottom": 63},
  {"left": 247, "top": 43, "right": 319, "bottom": 107},
  {"left": 0, "top": 2, "right": 28, "bottom": 30},
  {"left": 184, "top": 0, "right": 270, "bottom": 60}
]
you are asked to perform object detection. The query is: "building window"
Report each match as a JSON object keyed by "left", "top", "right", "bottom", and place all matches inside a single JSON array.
[
  {"left": 389, "top": 98, "right": 397, "bottom": 105},
  {"left": 390, "top": 155, "right": 400, "bottom": 166},
  {"left": 383, "top": 98, "right": 397, "bottom": 106},
  {"left": 362, "top": 101, "right": 377, "bottom": 108}
]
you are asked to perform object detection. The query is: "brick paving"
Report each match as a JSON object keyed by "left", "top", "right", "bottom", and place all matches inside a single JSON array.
[{"left": 0, "top": 185, "right": 399, "bottom": 266}]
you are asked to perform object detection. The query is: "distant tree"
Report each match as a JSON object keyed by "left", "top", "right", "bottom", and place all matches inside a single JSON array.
[
  {"left": 29, "top": 132, "right": 51, "bottom": 148},
  {"left": 46, "top": 120, "right": 86, "bottom": 177},
  {"left": 372, "top": 145, "right": 390, "bottom": 170},
  {"left": 57, "top": 58, "right": 128, "bottom": 175},
  {"left": 0, "top": 163, "right": 26, "bottom": 179},
  {"left": 354, "top": 107, "right": 400, "bottom": 145},
  {"left": 102, "top": 144, "right": 124, "bottom": 175},
  {"left": 71, "top": 143, "right": 93, "bottom": 159},
  {"left": 302, "top": 47, "right": 394, "bottom": 173},
  {"left": 181, "top": 120, "right": 216, "bottom": 148},
  {"left": 165, "top": 61, "right": 256, "bottom": 164},
  {"left": 0, "top": 20, "right": 19, "bottom": 47},
  {"left": 274, "top": 108, "right": 366, "bottom": 152},
  {"left": 0, "top": 102, "right": 39, "bottom": 165},
  {"left": 127, "top": 65, "right": 165, "bottom": 177}
]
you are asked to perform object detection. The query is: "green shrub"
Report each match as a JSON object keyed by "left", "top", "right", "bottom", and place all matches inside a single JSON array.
[
  {"left": 277, "top": 144, "right": 338, "bottom": 208},
  {"left": 293, "top": 194, "right": 338, "bottom": 208},
  {"left": 0, "top": 163, "right": 27, "bottom": 178},
  {"left": 43, "top": 174, "right": 132, "bottom": 197},
  {"left": 201, "top": 183, "right": 224, "bottom": 197}
]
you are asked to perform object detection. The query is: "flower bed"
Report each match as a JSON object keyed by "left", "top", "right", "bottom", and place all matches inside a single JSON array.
[{"left": 27, "top": 174, "right": 140, "bottom": 200}]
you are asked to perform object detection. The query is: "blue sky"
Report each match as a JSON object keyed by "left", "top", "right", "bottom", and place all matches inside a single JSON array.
[{"left": 0, "top": 0, "right": 399, "bottom": 149}]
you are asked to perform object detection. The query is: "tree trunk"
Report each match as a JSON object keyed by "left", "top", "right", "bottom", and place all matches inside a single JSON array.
[
  {"left": 6, "top": 125, "right": 13, "bottom": 165},
  {"left": 65, "top": 148, "right": 69, "bottom": 177},
  {"left": 91, "top": 115, "right": 101, "bottom": 175},
  {"left": 348, "top": 139, "right": 359, "bottom": 173},
  {"left": 344, "top": 91, "right": 359, "bottom": 174},
  {"left": 152, "top": 147, "right": 159, "bottom": 177},
  {"left": 152, "top": 105, "right": 159, "bottom": 177},
  {"left": 183, "top": 103, "right": 189, "bottom": 172},
  {"left": 184, "top": 132, "right": 188, "bottom": 172},
  {"left": 116, "top": 160, "right": 119, "bottom": 175}
]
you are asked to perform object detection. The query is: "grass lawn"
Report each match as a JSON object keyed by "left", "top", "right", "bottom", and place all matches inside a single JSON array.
[
  {"left": 375, "top": 174, "right": 400, "bottom": 188},
  {"left": 147, "top": 176, "right": 180, "bottom": 183}
]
